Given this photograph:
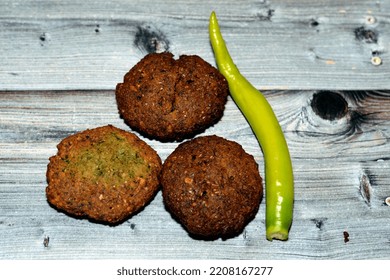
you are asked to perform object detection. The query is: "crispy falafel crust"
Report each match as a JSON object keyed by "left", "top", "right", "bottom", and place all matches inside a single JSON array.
[
  {"left": 161, "top": 135, "right": 263, "bottom": 239},
  {"left": 46, "top": 125, "right": 162, "bottom": 224},
  {"left": 115, "top": 52, "right": 229, "bottom": 142}
]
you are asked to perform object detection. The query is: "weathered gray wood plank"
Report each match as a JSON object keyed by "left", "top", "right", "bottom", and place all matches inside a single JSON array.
[
  {"left": 1, "top": 90, "right": 389, "bottom": 259},
  {"left": 0, "top": 0, "right": 389, "bottom": 91},
  {"left": 1, "top": 0, "right": 390, "bottom": 261}
]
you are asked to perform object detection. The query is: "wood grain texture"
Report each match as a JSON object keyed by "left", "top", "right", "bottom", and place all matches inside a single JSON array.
[
  {"left": 1, "top": 0, "right": 390, "bottom": 261},
  {"left": 0, "top": 0, "right": 389, "bottom": 90},
  {"left": 1, "top": 90, "right": 389, "bottom": 260}
]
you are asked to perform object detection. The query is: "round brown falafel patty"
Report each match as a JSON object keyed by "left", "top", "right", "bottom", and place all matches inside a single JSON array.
[
  {"left": 46, "top": 125, "right": 162, "bottom": 224},
  {"left": 161, "top": 135, "right": 263, "bottom": 239},
  {"left": 115, "top": 52, "right": 229, "bottom": 142}
]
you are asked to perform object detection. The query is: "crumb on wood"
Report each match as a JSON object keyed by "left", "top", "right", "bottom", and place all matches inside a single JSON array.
[
  {"left": 43, "top": 236, "right": 50, "bottom": 248},
  {"left": 343, "top": 231, "right": 349, "bottom": 243}
]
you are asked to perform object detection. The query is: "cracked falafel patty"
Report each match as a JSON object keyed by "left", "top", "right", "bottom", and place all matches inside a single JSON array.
[
  {"left": 46, "top": 125, "right": 162, "bottom": 224},
  {"left": 115, "top": 52, "right": 229, "bottom": 142},
  {"left": 161, "top": 135, "right": 263, "bottom": 239}
]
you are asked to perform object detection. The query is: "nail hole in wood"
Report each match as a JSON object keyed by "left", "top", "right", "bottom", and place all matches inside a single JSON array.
[
  {"left": 371, "top": 56, "right": 382, "bottom": 66},
  {"left": 366, "top": 16, "right": 376, "bottom": 25},
  {"left": 309, "top": 19, "right": 319, "bottom": 27}
]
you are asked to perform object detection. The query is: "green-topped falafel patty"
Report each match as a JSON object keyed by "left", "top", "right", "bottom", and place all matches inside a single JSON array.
[{"left": 46, "top": 125, "right": 162, "bottom": 224}]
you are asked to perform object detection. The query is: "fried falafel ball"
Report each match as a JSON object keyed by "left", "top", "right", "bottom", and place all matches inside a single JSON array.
[
  {"left": 161, "top": 135, "right": 263, "bottom": 239},
  {"left": 46, "top": 125, "right": 162, "bottom": 224},
  {"left": 115, "top": 52, "right": 229, "bottom": 142}
]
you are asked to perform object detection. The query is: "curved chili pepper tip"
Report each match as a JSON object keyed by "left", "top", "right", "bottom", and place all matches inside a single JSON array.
[{"left": 209, "top": 11, "right": 294, "bottom": 241}]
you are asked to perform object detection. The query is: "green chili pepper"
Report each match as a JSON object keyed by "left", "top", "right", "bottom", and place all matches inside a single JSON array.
[{"left": 209, "top": 11, "right": 294, "bottom": 241}]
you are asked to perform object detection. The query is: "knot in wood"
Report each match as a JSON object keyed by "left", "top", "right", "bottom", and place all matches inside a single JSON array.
[
  {"left": 310, "top": 91, "right": 348, "bottom": 121},
  {"left": 354, "top": 26, "right": 378, "bottom": 44}
]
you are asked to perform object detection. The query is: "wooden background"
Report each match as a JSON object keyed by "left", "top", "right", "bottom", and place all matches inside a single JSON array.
[{"left": 1, "top": 0, "right": 389, "bottom": 260}]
